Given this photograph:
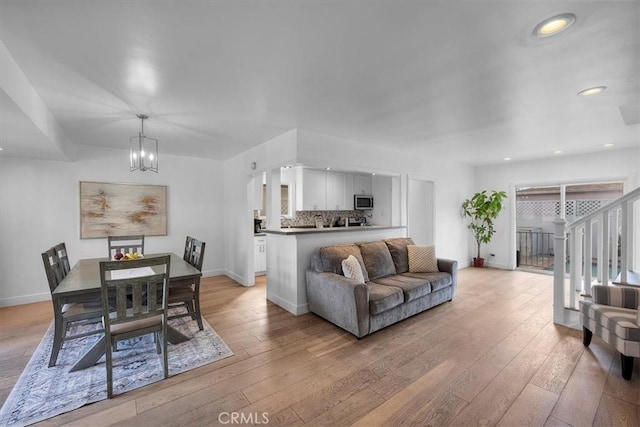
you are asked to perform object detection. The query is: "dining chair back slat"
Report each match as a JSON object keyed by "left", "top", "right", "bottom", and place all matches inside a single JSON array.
[
  {"left": 183, "top": 236, "right": 193, "bottom": 261},
  {"left": 42, "top": 248, "right": 65, "bottom": 293},
  {"left": 185, "top": 237, "right": 206, "bottom": 271},
  {"left": 107, "top": 235, "right": 144, "bottom": 258},
  {"left": 54, "top": 243, "right": 71, "bottom": 276}
]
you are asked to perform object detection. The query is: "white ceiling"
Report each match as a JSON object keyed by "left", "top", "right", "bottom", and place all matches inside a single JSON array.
[{"left": 0, "top": 0, "right": 638, "bottom": 165}]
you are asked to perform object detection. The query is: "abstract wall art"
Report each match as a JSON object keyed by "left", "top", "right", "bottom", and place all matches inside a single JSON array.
[{"left": 80, "top": 181, "right": 167, "bottom": 238}]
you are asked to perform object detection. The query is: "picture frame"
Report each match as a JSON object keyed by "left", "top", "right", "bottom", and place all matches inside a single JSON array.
[{"left": 79, "top": 181, "right": 167, "bottom": 239}]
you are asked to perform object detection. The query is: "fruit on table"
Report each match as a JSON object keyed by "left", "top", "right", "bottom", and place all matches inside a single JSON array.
[
  {"left": 113, "top": 253, "right": 124, "bottom": 260},
  {"left": 123, "top": 252, "right": 140, "bottom": 260}
]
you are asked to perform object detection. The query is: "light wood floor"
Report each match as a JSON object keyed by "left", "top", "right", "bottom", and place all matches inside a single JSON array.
[{"left": 2, "top": 268, "right": 639, "bottom": 426}]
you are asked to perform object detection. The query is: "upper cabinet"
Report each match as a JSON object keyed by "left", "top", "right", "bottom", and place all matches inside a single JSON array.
[
  {"left": 326, "top": 171, "right": 347, "bottom": 210},
  {"left": 296, "top": 167, "right": 373, "bottom": 211},
  {"left": 297, "top": 168, "right": 327, "bottom": 210},
  {"left": 353, "top": 174, "right": 373, "bottom": 196}
]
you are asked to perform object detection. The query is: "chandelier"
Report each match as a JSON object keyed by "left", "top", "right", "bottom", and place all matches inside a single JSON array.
[{"left": 130, "top": 114, "right": 158, "bottom": 173}]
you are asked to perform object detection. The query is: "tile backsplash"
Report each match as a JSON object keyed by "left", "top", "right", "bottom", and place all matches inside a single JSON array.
[
  {"left": 253, "top": 210, "right": 368, "bottom": 229},
  {"left": 282, "top": 210, "right": 366, "bottom": 228}
]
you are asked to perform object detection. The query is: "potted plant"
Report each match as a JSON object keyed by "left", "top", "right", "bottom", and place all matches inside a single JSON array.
[{"left": 462, "top": 190, "right": 507, "bottom": 267}]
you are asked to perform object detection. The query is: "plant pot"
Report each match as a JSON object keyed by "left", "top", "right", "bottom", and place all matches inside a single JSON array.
[{"left": 473, "top": 257, "right": 485, "bottom": 268}]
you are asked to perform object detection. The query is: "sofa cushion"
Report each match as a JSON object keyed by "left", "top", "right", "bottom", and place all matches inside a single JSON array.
[
  {"left": 370, "top": 275, "right": 431, "bottom": 302},
  {"left": 580, "top": 300, "right": 640, "bottom": 341},
  {"left": 402, "top": 272, "right": 452, "bottom": 292},
  {"left": 358, "top": 241, "right": 397, "bottom": 280},
  {"left": 407, "top": 245, "right": 439, "bottom": 273},
  {"left": 367, "top": 283, "right": 404, "bottom": 315},
  {"left": 384, "top": 237, "right": 415, "bottom": 274},
  {"left": 316, "top": 245, "right": 370, "bottom": 282},
  {"left": 341, "top": 255, "right": 365, "bottom": 284}
]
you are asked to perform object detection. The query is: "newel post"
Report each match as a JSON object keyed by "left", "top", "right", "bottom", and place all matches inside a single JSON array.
[{"left": 553, "top": 218, "right": 567, "bottom": 324}]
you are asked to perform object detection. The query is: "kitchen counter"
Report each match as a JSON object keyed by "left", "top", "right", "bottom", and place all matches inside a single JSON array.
[
  {"left": 263, "top": 225, "right": 407, "bottom": 315},
  {"left": 254, "top": 232, "right": 266, "bottom": 236},
  {"left": 264, "top": 225, "right": 405, "bottom": 235}
]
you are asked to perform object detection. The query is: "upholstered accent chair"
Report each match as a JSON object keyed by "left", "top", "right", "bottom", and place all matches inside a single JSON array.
[{"left": 580, "top": 285, "right": 640, "bottom": 380}]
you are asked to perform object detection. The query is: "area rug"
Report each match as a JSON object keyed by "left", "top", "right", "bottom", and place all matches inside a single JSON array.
[{"left": 0, "top": 311, "right": 233, "bottom": 427}]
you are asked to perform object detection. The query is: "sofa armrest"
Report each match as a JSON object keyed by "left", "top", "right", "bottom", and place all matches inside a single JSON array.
[
  {"left": 591, "top": 285, "right": 640, "bottom": 309},
  {"left": 306, "top": 270, "right": 370, "bottom": 338},
  {"left": 437, "top": 258, "right": 458, "bottom": 296}
]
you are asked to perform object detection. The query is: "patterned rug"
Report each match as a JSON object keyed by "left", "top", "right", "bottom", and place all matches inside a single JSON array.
[{"left": 0, "top": 311, "right": 233, "bottom": 427}]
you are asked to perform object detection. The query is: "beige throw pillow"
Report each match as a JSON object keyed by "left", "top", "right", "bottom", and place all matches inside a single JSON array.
[
  {"left": 407, "top": 245, "right": 439, "bottom": 273},
  {"left": 342, "top": 255, "right": 365, "bottom": 284}
]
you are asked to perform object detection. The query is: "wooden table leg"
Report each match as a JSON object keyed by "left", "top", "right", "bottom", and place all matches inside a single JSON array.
[
  {"left": 68, "top": 325, "right": 189, "bottom": 372},
  {"left": 166, "top": 324, "right": 189, "bottom": 344},
  {"left": 69, "top": 336, "right": 106, "bottom": 372}
]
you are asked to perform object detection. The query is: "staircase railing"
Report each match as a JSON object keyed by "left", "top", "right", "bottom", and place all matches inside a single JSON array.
[{"left": 553, "top": 186, "right": 640, "bottom": 325}]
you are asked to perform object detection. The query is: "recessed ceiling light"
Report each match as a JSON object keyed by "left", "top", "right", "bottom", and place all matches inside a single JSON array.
[
  {"left": 504, "top": 157, "right": 512, "bottom": 161},
  {"left": 577, "top": 86, "right": 607, "bottom": 97},
  {"left": 604, "top": 143, "right": 614, "bottom": 148},
  {"left": 553, "top": 150, "right": 563, "bottom": 155},
  {"left": 371, "top": 173, "right": 376, "bottom": 176},
  {"left": 533, "top": 13, "right": 576, "bottom": 37},
  {"left": 325, "top": 167, "right": 331, "bottom": 170}
]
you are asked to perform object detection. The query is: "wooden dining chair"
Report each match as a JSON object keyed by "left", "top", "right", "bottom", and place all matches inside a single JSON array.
[
  {"left": 107, "top": 235, "right": 144, "bottom": 258},
  {"left": 42, "top": 246, "right": 103, "bottom": 367},
  {"left": 168, "top": 236, "right": 205, "bottom": 330},
  {"left": 99, "top": 255, "right": 171, "bottom": 398},
  {"left": 54, "top": 242, "right": 71, "bottom": 276}
]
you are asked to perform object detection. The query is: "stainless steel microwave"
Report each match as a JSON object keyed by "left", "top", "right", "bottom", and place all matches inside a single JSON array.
[{"left": 354, "top": 195, "right": 374, "bottom": 210}]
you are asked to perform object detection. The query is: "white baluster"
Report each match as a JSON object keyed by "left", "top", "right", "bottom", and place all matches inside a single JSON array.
[
  {"left": 602, "top": 212, "right": 610, "bottom": 285},
  {"left": 569, "top": 226, "right": 579, "bottom": 309},
  {"left": 553, "top": 219, "right": 567, "bottom": 323},
  {"left": 620, "top": 201, "right": 628, "bottom": 284},
  {"left": 584, "top": 219, "right": 592, "bottom": 296}
]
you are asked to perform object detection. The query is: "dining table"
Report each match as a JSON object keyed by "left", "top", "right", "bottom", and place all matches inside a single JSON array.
[{"left": 53, "top": 252, "right": 202, "bottom": 372}]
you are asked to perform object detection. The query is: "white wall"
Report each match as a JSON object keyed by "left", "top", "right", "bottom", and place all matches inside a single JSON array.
[
  {"left": 371, "top": 175, "right": 392, "bottom": 226},
  {"left": 223, "top": 129, "right": 298, "bottom": 287},
  {"left": 474, "top": 147, "right": 640, "bottom": 269},
  {"left": 0, "top": 144, "right": 225, "bottom": 306}
]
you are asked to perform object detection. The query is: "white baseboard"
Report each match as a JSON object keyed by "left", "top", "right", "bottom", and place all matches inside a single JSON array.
[
  {"left": 0, "top": 292, "right": 50, "bottom": 307},
  {"left": 223, "top": 269, "right": 252, "bottom": 287},
  {"left": 202, "top": 269, "right": 225, "bottom": 278},
  {"left": 484, "top": 261, "right": 511, "bottom": 270},
  {"left": 266, "top": 292, "right": 309, "bottom": 316}
]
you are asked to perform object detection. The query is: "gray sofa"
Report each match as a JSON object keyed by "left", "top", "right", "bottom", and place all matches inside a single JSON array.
[{"left": 306, "top": 237, "right": 457, "bottom": 338}]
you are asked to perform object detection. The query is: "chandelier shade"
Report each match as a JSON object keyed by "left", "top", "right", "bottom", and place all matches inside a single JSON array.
[{"left": 130, "top": 114, "right": 158, "bottom": 173}]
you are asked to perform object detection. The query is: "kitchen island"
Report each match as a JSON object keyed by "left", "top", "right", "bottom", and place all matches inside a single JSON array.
[{"left": 263, "top": 225, "right": 406, "bottom": 315}]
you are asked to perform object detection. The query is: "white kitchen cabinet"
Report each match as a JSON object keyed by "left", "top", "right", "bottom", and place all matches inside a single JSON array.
[
  {"left": 254, "top": 235, "right": 267, "bottom": 274},
  {"left": 326, "top": 171, "right": 347, "bottom": 210},
  {"left": 353, "top": 174, "right": 373, "bottom": 196},
  {"left": 298, "top": 168, "right": 327, "bottom": 210}
]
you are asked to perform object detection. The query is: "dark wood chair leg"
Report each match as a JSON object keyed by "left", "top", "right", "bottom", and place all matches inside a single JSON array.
[
  {"left": 583, "top": 327, "right": 593, "bottom": 347},
  {"left": 49, "top": 306, "right": 64, "bottom": 367},
  {"left": 621, "top": 354, "right": 634, "bottom": 380}
]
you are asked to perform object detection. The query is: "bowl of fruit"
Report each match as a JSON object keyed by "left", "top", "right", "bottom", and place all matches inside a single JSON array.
[{"left": 113, "top": 252, "right": 143, "bottom": 261}]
